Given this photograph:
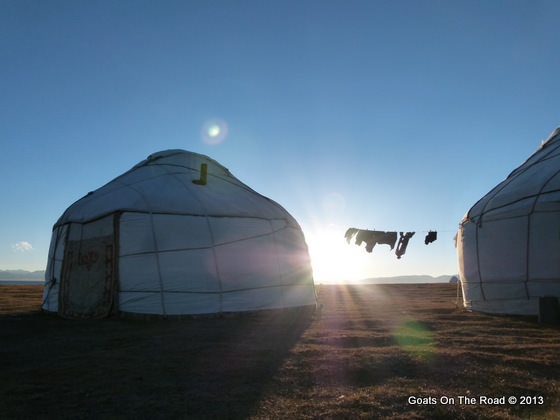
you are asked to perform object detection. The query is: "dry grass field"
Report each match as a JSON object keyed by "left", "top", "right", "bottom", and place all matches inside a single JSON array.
[{"left": 1, "top": 283, "right": 559, "bottom": 419}]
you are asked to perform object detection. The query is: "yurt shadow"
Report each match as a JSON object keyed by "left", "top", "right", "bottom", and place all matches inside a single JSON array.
[
  {"left": 171, "top": 309, "right": 314, "bottom": 418},
  {"left": 120, "top": 308, "right": 315, "bottom": 418},
  {"left": 0, "top": 307, "right": 314, "bottom": 419}
]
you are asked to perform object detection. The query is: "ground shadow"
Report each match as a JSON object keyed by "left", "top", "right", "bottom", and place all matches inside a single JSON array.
[{"left": 0, "top": 307, "right": 314, "bottom": 419}]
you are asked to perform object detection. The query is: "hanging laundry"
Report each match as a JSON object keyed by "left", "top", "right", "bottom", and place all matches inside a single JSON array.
[
  {"left": 344, "top": 228, "right": 359, "bottom": 244},
  {"left": 355, "top": 230, "right": 370, "bottom": 247},
  {"left": 424, "top": 230, "right": 437, "bottom": 245},
  {"left": 396, "top": 232, "right": 415, "bottom": 259},
  {"left": 360, "top": 230, "right": 398, "bottom": 253},
  {"left": 376, "top": 231, "right": 398, "bottom": 250},
  {"left": 344, "top": 228, "right": 397, "bottom": 253}
]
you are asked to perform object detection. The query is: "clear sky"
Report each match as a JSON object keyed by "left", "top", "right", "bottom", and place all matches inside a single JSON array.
[{"left": 2, "top": 0, "right": 559, "bottom": 282}]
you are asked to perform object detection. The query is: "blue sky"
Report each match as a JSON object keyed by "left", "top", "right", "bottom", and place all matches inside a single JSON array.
[{"left": 2, "top": 0, "right": 559, "bottom": 282}]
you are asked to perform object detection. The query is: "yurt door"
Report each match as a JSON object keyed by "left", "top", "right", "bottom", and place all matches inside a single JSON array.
[{"left": 59, "top": 215, "right": 117, "bottom": 318}]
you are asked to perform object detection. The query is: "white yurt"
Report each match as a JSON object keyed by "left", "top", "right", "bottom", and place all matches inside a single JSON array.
[
  {"left": 42, "top": 150, "right": 316, "bottom": 318},
  {"left": 457, "top": 127, "right": 560, "bottom": 315}
]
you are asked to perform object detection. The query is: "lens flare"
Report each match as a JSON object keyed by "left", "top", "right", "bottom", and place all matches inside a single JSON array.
[
  {"left": 393, "top": 318, "right": 436, "bottom": 361},
  {"left": 208, "top": 125, "right": 220, "bottom": 137},
  {"left": 201, "top": 118, "right": 228, "bottom": 145}
]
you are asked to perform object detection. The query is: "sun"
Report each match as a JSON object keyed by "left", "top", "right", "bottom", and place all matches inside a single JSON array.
[
  {"left": 208, "top": 125, "right": 221, "bottom": 138},
  {"left": 305, "top": 226, "right": 368, "bottom": 283},
  {"left": 200, "top": 118, "right": 228, "bottom": 144}
]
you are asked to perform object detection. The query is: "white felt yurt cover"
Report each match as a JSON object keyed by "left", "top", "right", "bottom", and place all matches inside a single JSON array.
[
  {"left": 42, "top": 150, "right": 316, "bottom": 318},
  {"left": 457, "top": 127, "right": 560, "bottom": 315}
]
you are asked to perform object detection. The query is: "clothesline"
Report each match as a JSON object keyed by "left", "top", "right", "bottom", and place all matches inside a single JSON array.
[
  {"left": 344, "top": 227, "right": 452, "bottom": 259},
  {"left": 354, "top": 228, "right": 458, "bottom": 233}
]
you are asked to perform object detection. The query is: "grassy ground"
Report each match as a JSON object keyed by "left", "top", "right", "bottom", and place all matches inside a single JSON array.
[{"left": 1, "top": 283, "right": 559, "bottom": 419}]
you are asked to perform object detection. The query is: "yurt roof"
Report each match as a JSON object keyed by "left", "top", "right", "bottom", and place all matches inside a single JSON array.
[
  {"left": 55, "top": 149, "right": 297, "bottom": 227},
  {"left": 465, "top": 127, "right": 560, "bottom": 222}
]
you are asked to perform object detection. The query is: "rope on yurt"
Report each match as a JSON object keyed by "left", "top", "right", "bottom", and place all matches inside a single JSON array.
[
  {"left": 43, "top": 224, "right": 66, "bottom": 308},
  {"left": 118, "top": 179, "right": 168, "bottom": 316},
  {"left": 149, "top": 210, "right": 167, "bottom": 316},
  {"left": 455, "top": 278, "right": 461, "bottom": 309},
  {"left": 171, "top": 163, "right": 226, "bottom": 313},
  {"left": 524, "top": 166, "right": 560, "bottom": 300},
  {"left": 268, "top": 219, "right": 284, "bottom": 291},
  {"left": 471, "top": 222, "right": 485, "bottom": 302}
]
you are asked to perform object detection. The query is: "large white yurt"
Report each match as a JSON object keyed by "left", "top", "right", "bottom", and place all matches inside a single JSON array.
[
  {"left": 457, "top": 127, "right": 560, "bottom": 315},
  {"left": 42, "top": 150, "right": 316, "bottom": 318}
]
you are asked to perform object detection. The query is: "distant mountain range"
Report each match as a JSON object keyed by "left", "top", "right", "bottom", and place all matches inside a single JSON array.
[
  {"left": 0, "top": 270, "right": 458, "bottom": 285},
  {"left": 350, "top": 275, "right": 458, "bottom": 285},
  {"left": 0, "top": 269, "right": 45, "bottom": 280}
]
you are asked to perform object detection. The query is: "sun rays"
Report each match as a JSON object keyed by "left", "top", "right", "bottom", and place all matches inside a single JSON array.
[{"left": 306, "top": 226, "right": 371, "bottom": 284}]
